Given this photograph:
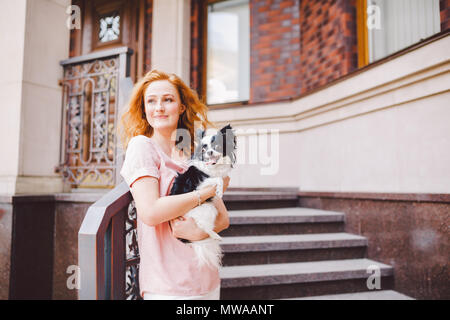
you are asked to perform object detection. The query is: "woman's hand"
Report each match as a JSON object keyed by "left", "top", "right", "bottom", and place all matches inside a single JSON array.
[
  {"left": 211, "top": 196, "right": 230, "bottom": 233},
  {"left": 171, "top": 188, "right": 231, "bottom": 241},
  {"left": 198, "top": 183, "right": 217, "bottom": 201},
  {"left": 170, "top": 216, "right": 208, "bottom": 241},
  {"left": 197, "top": 176, "right": 230, "bottom": 202}
]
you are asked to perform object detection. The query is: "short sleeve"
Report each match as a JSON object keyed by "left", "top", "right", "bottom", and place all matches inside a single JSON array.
[{"left": 120, "top": 136, "right": 161, "bottom": 188}]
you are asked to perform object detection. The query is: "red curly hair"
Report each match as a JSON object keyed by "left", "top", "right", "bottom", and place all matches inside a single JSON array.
[{"left": 118, "top": 69, "right": 214, "bottom": 155}]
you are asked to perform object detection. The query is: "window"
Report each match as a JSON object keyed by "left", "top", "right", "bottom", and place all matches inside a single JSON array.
[
  {"left": 99, "top": 13, "right": 121, "bottom": 43},
  {"left": 92, "top": 1, "right": 125, "bottom": 50},
  {"left": 206, "top": 0, "right": 250, "bottom": 105},
  {"left": 358, "top": 0, "right": 441, "bottom": 66}
]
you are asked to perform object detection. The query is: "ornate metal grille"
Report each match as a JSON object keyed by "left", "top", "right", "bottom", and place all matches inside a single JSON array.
[
  {"left": 125, "top": 200, "right": 141, "bottom": 300},
  {"left": 58, "top": 47, "right": 132, "bottom": 189}
]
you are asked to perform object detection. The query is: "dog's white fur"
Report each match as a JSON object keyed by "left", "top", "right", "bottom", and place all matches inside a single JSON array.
[{"left": 183, "top": 134, "right": 234, "bottom": 269}]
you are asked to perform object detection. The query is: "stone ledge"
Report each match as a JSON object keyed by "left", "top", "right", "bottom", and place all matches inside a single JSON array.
[
  {"left": 54, "top": 192, "right": 108, "bottom": 203},
  {"left": 299, "top": 191, "right": 450, "bottom": 203},
  {"left": 0, "top": 191, "right": 109, "bottom": 204},
  {"left": 0, "top": 194, "right": 54, "bottom": 204}
]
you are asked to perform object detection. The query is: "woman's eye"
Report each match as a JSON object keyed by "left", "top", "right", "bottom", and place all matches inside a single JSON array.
[{"left": 165, "top": 98, "right": 173, "bottom": 102}]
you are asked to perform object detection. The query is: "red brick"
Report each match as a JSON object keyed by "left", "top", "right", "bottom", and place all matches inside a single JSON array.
[
  {"left": 257, "top": 5, "right": 271, "bottom": 13},
  {"left": 279, "top": 1, "right": 295, "bottom": 9},
  {"left": 249, "top": 0, "right": 304, "bottom": 103},
  {"left": 298, "top": 0, "right": 357, "bottom": 95},
  {"left": 258, "top": 21, "right": 282, "bottom": 31}
]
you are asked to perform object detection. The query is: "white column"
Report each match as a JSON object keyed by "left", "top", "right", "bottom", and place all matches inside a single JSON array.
[
  {"left": 151, "top": 0, "right": 191, "bottom": 85},
  {"left": 0, "top": 0, "right": 71, "bottom": 195}
]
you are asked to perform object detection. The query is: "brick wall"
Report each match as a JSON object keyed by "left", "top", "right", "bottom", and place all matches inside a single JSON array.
[
  {"left": 441, "top": 0, "right": 450, "bottom": 31},
  {"left": 299, "top": 0, "right": 358, "bottom": 95},
  {"left": 250, "top": 0, "right": 302, "bottom": 104},
  {"left": 250, "top": 0, "right": 358, "bottom": 103}
]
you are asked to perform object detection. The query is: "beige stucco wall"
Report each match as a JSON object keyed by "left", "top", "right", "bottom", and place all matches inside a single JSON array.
[
  {"left": 0, "top": 0, "right": 27, "bottom": 194},
  {"left": 151, "top": 0, "right": 191, "bottom": 85},
  {"left": 210, "top": 35, "right": 450, "bottom": 194},
  {"left": 0, "top": 0, "right": 71, "bottom": 195}
]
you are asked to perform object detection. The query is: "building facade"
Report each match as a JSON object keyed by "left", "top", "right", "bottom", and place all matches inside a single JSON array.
[{"left": 0, "top": 0, "right": 449, "bottom": 299}]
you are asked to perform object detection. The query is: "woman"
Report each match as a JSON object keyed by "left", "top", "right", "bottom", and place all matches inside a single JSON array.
[{"left": 119, "top": 69, "right": 230, "bottom": 300}]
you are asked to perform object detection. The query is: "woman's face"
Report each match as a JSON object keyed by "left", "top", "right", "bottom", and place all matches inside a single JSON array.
[{"left": 144, "top": 80, "right": 185, "bottom": 133}]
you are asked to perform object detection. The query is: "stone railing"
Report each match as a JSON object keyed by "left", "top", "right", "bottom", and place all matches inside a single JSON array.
[{"left": 78, "top": 181, "right": 140, "bottom": 300}]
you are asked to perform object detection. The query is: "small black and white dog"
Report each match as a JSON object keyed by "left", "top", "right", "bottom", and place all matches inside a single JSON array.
[{"left": 169, "top": 124, "right": 237, "bottom": 268}]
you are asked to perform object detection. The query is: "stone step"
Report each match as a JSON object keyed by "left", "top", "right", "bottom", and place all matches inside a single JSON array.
[
  {"left": 222, "top": 233, "right": 367, "bottom": 251},
  {"left": 285, "top": 290, "right": 414, "bottom": 300},
  {"left": 221, "top": 233, "right": 367, "bottom": 266},
  {"left": 220, "top": 259, "right": 394, "bottom": 300},
  {"left": 221, "top": 207, "right": 345, "bottom": 236},
  {"left": 223, "top": 190, "right": 298, "bottom": 210}
]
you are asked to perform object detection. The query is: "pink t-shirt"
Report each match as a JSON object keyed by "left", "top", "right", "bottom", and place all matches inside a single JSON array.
[{"left": 120, "top": 135, "right": 220, "bottom": 297}]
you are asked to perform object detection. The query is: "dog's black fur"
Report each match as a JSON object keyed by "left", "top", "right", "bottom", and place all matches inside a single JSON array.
[
  {"left": 169, "top": 166, "right": 210, "bottom": 244},
  {"left": 169, "top": 166, "right": 210, "bottom": 196}
]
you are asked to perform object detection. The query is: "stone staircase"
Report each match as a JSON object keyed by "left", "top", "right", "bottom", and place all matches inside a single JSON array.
[{"left": 220, "top": 193, "right": 414, "bottom": 300}]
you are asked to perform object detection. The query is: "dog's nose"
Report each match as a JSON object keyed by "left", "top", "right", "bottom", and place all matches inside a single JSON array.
[{"left": 207, "top": 150, "right": 213, "bottom": 156}]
